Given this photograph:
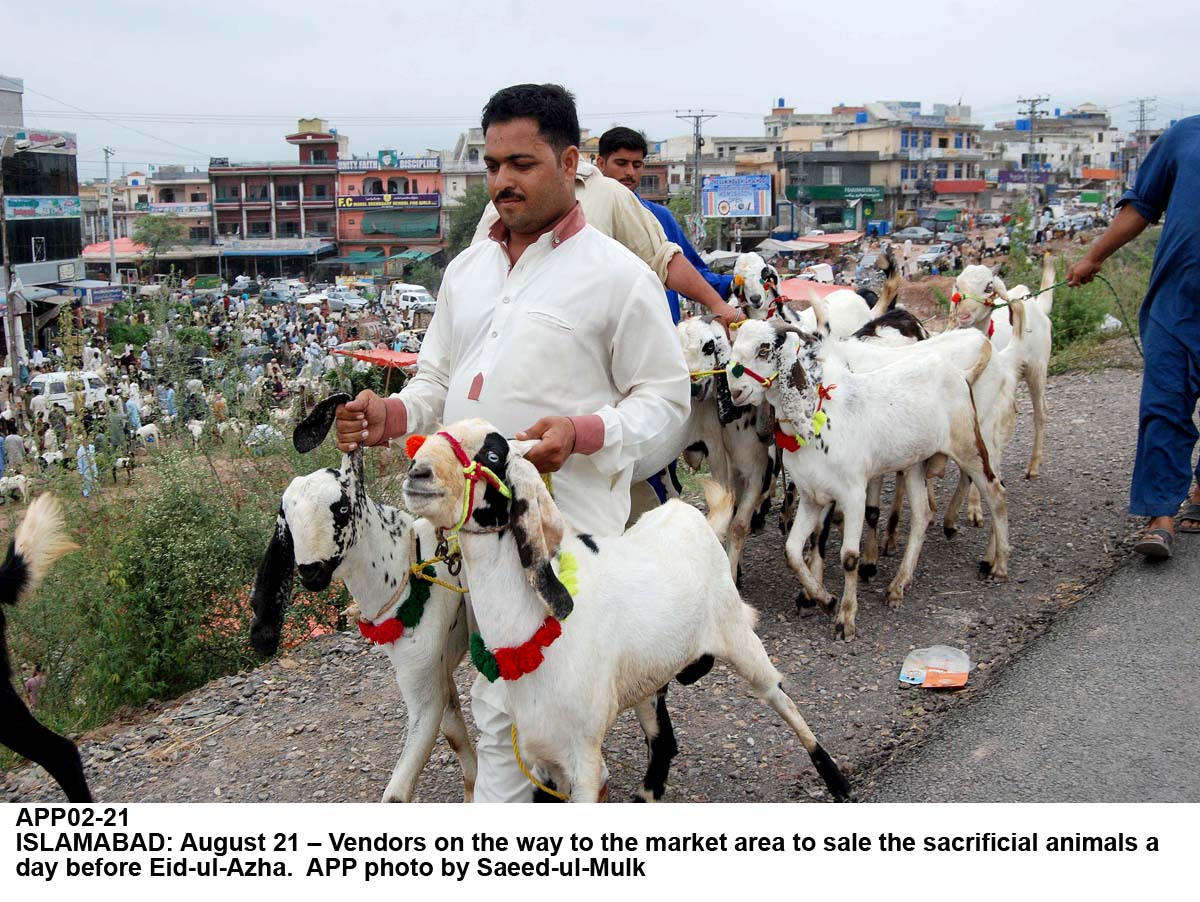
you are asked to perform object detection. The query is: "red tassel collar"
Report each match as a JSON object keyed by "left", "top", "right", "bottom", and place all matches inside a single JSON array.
[
  {"left": 359, "top": 617, "right": 405, "bottom": 646},
  {"left": 471, "top": 616, "right": 563, "bottom": 682},
  {"left": 774, "top": 424, "right": 801, "bottom": 452}
]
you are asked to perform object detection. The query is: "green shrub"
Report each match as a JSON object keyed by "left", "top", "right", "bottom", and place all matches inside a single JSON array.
[{"left": 107, "top": 322, "right": 151, "bottom": 349}]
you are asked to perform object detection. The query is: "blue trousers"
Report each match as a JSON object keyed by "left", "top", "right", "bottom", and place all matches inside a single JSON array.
[{"left": 1130, "top": 319, "right": 1200, "bottom": 516}]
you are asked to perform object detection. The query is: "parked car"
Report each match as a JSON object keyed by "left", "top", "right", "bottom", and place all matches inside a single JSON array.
[
  {"left": 29, "top": 371, "right": 107, "bottom": 413},
  {"left": 941, "top": 232, "right": 969, "bottom": 246},
  {"left": 230, "top": 280, "right": 261, "bottom": 297},
  {"left": 977, "top": 212, "right": 1002, "bottom": 227},
  {"left": 891, "top": 226, "right": 934, "bottom": 241},
  {"left": 328, "top": 295, "right": 368, "bottom": 313},
  {"left": 259, "top": 289, "right": 295, "bottom": 305},
  {"left": 916, "top": 243, "right": 952, "bottom": 270}
]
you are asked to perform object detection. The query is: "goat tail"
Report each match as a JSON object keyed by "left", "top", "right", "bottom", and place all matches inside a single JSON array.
[
  {"left": 1036, "top": 251, "right": 1056, "bottom": 316},
  {"left": 965, "top": 337, "right": 992, "bottom": 386},
  {"left": 1, "top": 494, "right": 77, "bottom": 607},
  {"left": 700, "top": 479, "right": 736, "bottom": 543}
]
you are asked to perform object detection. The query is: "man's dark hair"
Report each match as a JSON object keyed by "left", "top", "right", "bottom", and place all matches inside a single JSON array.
[
  {"left": 481, "top": 84, "right": 580, "bottom": 154},
  {"left": 598, "top": 127, "right": 648, "bottom": 159}
]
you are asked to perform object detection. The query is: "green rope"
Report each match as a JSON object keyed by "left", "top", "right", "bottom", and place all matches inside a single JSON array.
[{"left": 1033, "top": 275, "right": 1143, "bottom": 359}]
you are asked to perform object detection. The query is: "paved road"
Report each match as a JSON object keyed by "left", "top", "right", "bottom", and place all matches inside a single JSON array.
[{"left": 869, "top": 536, "right": 1200, "bottom": 802}]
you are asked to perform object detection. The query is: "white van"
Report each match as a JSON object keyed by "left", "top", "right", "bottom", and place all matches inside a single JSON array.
[{"left": 30, "top": 371, "right": 108, "bottom": 413}]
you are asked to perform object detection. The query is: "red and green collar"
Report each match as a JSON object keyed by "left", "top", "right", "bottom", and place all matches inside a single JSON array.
[
  {"left": 471, "top": 616, "right": 562, "bottom": 682},
  {"left": 728, "top": 361, "right": 778, "bottom": 389},
  {"left": 358, "top": 563, "right": 436, "bottom": 645}
]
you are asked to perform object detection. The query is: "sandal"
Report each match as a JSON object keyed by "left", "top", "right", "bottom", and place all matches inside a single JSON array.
[
  {"left": 1179, "top": 502, "right": 1200, "bottom": 534},
  {"left": 1133, "top": 528, "right": 1174, "bottom": 560}
]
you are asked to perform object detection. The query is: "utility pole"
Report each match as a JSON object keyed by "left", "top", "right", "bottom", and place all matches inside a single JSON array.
[
  {"left": 1017, "top": 96, "right": 1049, "bottom": 213},
  {"left": 1131, "top": 97, "right": 1156, "bottom": 181},
  {"left": 104, "top": 146, "right": 119, "bottom": 285},
  {"left": 676, "top": 110, "right": 716, "bottom": 245}
]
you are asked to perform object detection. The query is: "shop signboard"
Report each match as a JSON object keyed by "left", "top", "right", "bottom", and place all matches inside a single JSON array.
[
  {"left": 701, "top": 175, "right": 772, "bottom": 217},
  {"left": 806, "top": 185, "right": 884, "bottom": 202},
  {"left": 336, "top": 193, "right": 440, "bottom": 210}
]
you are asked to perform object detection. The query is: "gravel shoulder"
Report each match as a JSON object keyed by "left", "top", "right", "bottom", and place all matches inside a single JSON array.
[{"left": 4, "top": 362, "right": 1152, "bottom": 803}]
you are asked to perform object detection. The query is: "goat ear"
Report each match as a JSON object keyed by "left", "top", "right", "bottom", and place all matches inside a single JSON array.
[
  {"left": 715, "top": 369, "right": 740, "bottom": 425},
  {"left": 293, "top": 392, "right": 353, "bottom": 453},
  {"left": 250, "top": 510, "right": 295, "bottom": 656},
  {"left": 507, "top": 438, "right": 539, "bottom": 459},
  {"left": 505, "top": 455, "right": 573, "bottom": 620}
]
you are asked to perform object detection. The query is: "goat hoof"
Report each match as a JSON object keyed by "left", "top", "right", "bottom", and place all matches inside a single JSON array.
[
  {"left": 834, "top": 621, "right": 855, "bottom": 641},
  {"left": 977, "top": 559, "right": 994, "bottom": 577},
  {"left": 795, "top": 591, "right": 817, "bottom": 611},
  {"left": 968, "top": 513, "right": 984, "bottom": 528},
  {"left": 1024, "top": 470, "right": 1039, "bottom": 480},
  {"left": 884, "top": 588, "right": 904, "bottom": 608},
  {"left": 943, "top": 525, "right": 958, "bottom": 539},
  {"left": 859, "top": 562, "right": 877, "bottom": 580}
]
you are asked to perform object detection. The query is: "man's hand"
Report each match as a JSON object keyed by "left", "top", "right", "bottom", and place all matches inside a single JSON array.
[
  {"left": 709, "top": 299, "right": 741, "bottom": 335},
  {"left": 516, "top": 416, "right": 576, "bottom": 473},
  {"left": 1067, "top": 256, "right": 1103, "bottom": 287},
  {"left": 335, "top": 389, "right": 387, "bottom": 452}
]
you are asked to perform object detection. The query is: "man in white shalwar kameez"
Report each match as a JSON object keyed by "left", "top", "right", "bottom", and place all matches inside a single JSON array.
[{"left": 335, "top": 83, "right": 690, "bottom": 802}]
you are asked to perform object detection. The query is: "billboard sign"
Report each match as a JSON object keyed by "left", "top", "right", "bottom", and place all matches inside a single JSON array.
[
  {"left": 3, "top": 195, "right": 82, "bottom": 219},
  {"left": 336, "top": 194, "right": 440, "bottom": 210},
  {"left": 998, "top": 170, "right": 1050, "bottom": 184},
  {"left": 700, "top": 175, "right": 772, "bottom": 217}
]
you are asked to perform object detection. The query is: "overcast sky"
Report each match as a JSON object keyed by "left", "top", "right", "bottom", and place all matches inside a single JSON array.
[{"left": 5, "top": 0, "right": 1196, "bottom": 182}]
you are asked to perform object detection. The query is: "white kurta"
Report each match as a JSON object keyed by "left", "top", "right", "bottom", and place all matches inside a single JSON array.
[{"left": 394, "top": 220, "right": 690, "bottom": 535}]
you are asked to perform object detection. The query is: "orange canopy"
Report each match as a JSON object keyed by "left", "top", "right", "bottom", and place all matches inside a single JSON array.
[
  {"left": 777, "top": 279, "right": 853, "bottom": 302},
  {"left": 332, "top": 348, "right": 418, "bottom": 368}
]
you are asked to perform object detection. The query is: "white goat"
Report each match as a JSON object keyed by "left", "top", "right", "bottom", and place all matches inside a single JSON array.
[
  {"left": 953, "top": 254, "right": 1056, "bottom": 478},
  {"left": 135, "top": 423, "right": 160, "bottom": 447},
  {"left": 0, "top": 475, "right": 28, "bottom": 504},
  {"left": 730, "top": 252, "right": 782, "bottom": 320},
  {"left": 677, "top": 317, "right": 775, "bottom": 580},
  {"left": 726, "top": 319, "right": 1010, "bottom": 641},
  {"left": 249, "top": 395, "right": 477, "bottom": 803},
  {"left": 402, "top": 419, "right": 852, "bottom": 802}
]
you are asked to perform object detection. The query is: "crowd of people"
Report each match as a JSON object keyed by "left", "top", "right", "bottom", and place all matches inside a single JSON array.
[{"left": 0, "top": 278, "right": 428, "bottom": 499}]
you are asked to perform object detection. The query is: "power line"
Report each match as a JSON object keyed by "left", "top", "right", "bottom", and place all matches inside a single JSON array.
[{"left": 20, "top": 88, "right": 212, "bottom": 157}]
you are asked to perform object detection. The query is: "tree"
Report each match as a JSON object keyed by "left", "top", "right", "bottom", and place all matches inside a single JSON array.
[
  {"left": 445, "top": 183, "right": 492, "bottom": 258},
  {"left": 404, "top": 260, "right": 445, "bottom": 293},
  {"left": 132, "top": 214, "right": 186, "bottom": 279},
  {"left": 667, "top": 194, "right": 725, "bottom": 252}
]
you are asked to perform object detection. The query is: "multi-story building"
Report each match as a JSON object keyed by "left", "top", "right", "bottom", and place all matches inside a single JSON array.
[
  {"left": 148, "top": 166, "right": 213, "bottom": 243},
  {"left": 2, "top": 74, "right": 88, "bottom": 357},
  {"left": 208, "top": 118, "right": 341, "bottom": 277},
  {"left": 333, "top": 151, "right": 443, "bottom": 274}
]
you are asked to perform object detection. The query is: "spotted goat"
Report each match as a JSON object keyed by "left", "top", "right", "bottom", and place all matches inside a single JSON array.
[{"left": 250, "top": 393, "right": 477, "bottom": 803}]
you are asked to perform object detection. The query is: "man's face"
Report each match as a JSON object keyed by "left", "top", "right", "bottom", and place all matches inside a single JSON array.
[
  {"left": 484, "top": 118, "right": 578, "bottom": 236},
  {"left": 596, "top": 147, "right": 645, "bottom": 191}
]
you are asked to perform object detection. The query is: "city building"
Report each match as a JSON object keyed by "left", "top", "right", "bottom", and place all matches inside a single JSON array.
[
  {"left": 208, "top": 117, "right": 341, "bottom": 278},
  {"left": 2, "top": 74, "right": 93, "bottom": 358},
  {"left": 331, "top": 150, "right": 443, "bottom": 276}
]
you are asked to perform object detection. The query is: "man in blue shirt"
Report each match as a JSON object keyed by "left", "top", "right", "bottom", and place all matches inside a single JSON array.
[
  {"left": 1068, "top": 115, "right": 1200, "bottom": 558},
  {"left": 595, "top": 127, "right": 734, "bottom": 323}
]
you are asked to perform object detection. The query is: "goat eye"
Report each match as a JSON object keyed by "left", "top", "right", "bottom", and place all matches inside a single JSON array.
[
  {"left": 485, "top": 451, "right": 500, "bottom": 464},
  {"left": 338, "top": 504, "right": 349, "bottom": 514},
  {"left": 984, "top": 283, "right": 993, "bottom": 294},
  {"left": 701, "top": 341, "right": 715, "bottom": 355},
  {"left": 757, "top": 347, "right": 771, "bottom": 359}
]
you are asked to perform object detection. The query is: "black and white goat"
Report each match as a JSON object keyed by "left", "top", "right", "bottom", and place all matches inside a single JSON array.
[
  {"left": 727, "top": 318, "right": 1010, "bottom": 641},
  {"left": 678, "top": 317, "right": 775, "bottom": 579},
  {"left": 403, "top": 420, "right": 852, "bottom": 802},
  {"left": 250, "top": 394, "right": 477, "bottom": 803},
  {"left": 0, "top": 495, "right": 87, "bottom": 801}
]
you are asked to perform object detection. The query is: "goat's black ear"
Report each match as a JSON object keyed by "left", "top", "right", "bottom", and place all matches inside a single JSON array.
[
  {"left": 505, "top": 456, "right": 573, "bottom": 620},
  {"left": 715, "top": 370, "right": 740, "bottom": 426},
  {"left": 294, "top": 392, "right": 353, "bottom": 453},
  {"left": 250, "top": 510, "right": 295, "bottom": 656}
]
